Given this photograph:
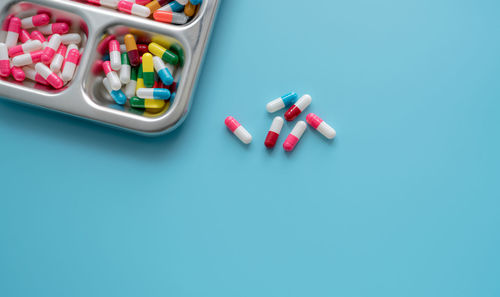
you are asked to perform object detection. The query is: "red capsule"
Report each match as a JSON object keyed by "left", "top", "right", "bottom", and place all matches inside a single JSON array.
[{"left": 264, "top": 116, "right": 284, "bottom": 148}]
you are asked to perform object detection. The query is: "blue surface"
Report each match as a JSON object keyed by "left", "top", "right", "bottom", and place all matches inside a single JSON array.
[{"left": 1, "top": 1, "right": 500, "bottom": 296}]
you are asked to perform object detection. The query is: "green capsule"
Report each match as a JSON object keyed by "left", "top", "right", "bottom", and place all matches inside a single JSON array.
[
  {"left": 130, "top": 66, "right": 138, "bottom": 82},
  {"left": 169, "top": 43, "right": 184, "bottom": 67},
  {"left": 148, "top": 42, "right": 179, "bottom": 65},
  {"left": 130, "top": 96, "right": 166, "bottom": 109},
  {"left": 142, "top": 53, "right": 155, "bottom": 88},
  {"left": 121, "top": 52, "right": 130, "bottom": 65}
]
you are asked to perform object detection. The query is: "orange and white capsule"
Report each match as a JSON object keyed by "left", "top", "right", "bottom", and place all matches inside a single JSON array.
[
  {"left": 8, "top": 39, "right": 43, "bottom": 57},
  {"left": 225, "top": 116, "right": 252, "bottom": 144},
  {"left": 306, "top": 113, "right": 336, "bottom": 139},
  {"left": 283, "top": 121, "right": 307, "bottom": 152},
  {"left": 20, "top": 14, "right": 50, "bottom": 29},
  {"left": 264, "top": 116, "right": 284, "bottom": 148}
]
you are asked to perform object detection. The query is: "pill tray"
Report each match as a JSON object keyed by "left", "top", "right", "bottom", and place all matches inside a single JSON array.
[{"left": 0, "top": 0, "right": 219, "bottom": 135}]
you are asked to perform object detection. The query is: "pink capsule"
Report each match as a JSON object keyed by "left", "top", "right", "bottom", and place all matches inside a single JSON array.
[
  {"left": 11, "top": 66, "right": 25, "bottom": 81},
  {"left": 0, "top": 43, "right": 10, "bottom": 77},
  {"left": 5, "top": 17, "right": 21, "bottom": 48},
  {"left": 117, "top": 1, "right": 151, "bottom": 18},
  {"left": 19, "top": 29, "right": 31, "bottom": 43},
  {"left": 306, "top": 113, "right": 336, "bottom": 139},
  {"left": 38, "top": 23, "right": 69, "bottom": 35},
  {"left": 102, "top": 60, "right": 121, "bottom": 90},
  {"left": 23, "top": 66, "right": 48, "bottom": 85},
  {"left": 37, "top": 9, "right": 52, "bottom": 20},
  {"left": 0, "top": 14, "right": 13, "bottom": 42},
  {"left": 50, "top": 44, "right": 67, "bottom": 72},
  {"left": 97, "top": 34, "right": 115, "bottom": 55},
  {"left": 91, "top": 59, "right": 104, "bottom": 75},
  {"left": 21, "top": 14, "right": 50, "bottom": 29},
  {"left": 225, "top": 116, "right": 252, "bottom": 144},
  {"left": 61, "top": 48, "right": 79, "bottom": 81},
  {"left": 283, "top": 121, "right": 307, "bottom": 152},
  {"left": 8, "top": 40, "right": 43, "bottom": 57},
  {"left": 109, "top": 39, "right": 121, "bottom": 71},
  {"left": 42, "top": 33, "right": 61, "bottom": 63},
  {"left": 30, "top": 30, "right": 46, "bottom": 43},
  {"left": 12, "top": 50, "right": 43, "bottom": 67},
  {"left": 35, "top": 62, "right": 64, "bottom": 89}
]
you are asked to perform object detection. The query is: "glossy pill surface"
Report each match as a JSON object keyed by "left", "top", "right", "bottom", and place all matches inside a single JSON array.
[
  {"left": 284, "top": 94, "right": 312, "bottom": 121},
  {"left": 306, "top": 113, "right": 336, "bottom": 139},
  {"left": 225, "top": 116, "right": 252, "bottom": 144},
  {"left": 265, "top": 116, "right": 284, "bottom": 148},
  {"left": 266, "top": 92, "right": 298, "bottom": 113},
  {"left": 283, "top": 121, "right": 307, "bottom": 152}
]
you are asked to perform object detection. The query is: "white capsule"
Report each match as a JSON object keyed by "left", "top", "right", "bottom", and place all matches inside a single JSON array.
[
  {"left": 50, "top": 47, "right": 65, "bottom": 72},
  {"left": 102, "top": 77, "right": 113, "bottom": 93},
  {"left": 101, "top": 0, "right": 120, "bottom": 8},
  {"left": 65, "top": 44, "right": 78, "bottom": 59},
  {"left": 124, "top": 79, "right": 136, "bottom": 98},
  {"left": 269, "top": 116, "right": 284, "bottom": 134},
  {"left": 110, "top": 52, "right": 121, "bottom": 71},
  {"left": 106, "top": 71, "right": 121, "bottom": 91},
  {"left": 60, "top": 33, "right": 81, "bottom": 45},
  {"left": 120, "top": 63, "right": 131, "bottom": 84},
  {"left": 12, "top": 51, "right": 42, "bottom": 66},
  {"left": 5, "top": 30, "right": 19, "bottom": 49}
]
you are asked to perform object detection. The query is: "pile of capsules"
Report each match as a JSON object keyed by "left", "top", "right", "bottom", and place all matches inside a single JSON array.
[
  {"left": 84, "top": 0, "right": 201, "bottom": 24},
  {"left": 0, "top": 13, "right": 83, "bottom": 88},
  {"left": 92, "top": 31, "right": 180, "bottom": 111},
  {"left": 225, "top": 93, "right": 337, "bottom": 152}
]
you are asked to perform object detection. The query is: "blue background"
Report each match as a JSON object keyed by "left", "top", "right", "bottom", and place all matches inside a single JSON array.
[{"left": 1, "top": 0, "right": 499, "bottom": 296}]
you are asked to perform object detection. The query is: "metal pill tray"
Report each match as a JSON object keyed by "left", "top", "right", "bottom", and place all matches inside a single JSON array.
[{"left": 0, "top": 0, "right": 220, "bottom": 136}]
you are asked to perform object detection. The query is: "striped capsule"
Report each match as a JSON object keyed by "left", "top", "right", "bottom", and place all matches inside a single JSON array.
[
  {"left": 23, "top": 66, "right": 48, "bottom": 85},
  {"left": 124, "top": 66, "right": 137, "bottom": 98},
  {"left": 5, "top": 17, "right": 21, "bottom": 49},
  {"left": 8, "top": 39, "right": 43, "bottom": 57},
  {"left": 11, "top": 66, "right": 25, "bottom": 81},
  {"left": 266, "top": 92, "right": 298, "bottom": 113},
  {"left": 60, "top": 33, "right": 82, "bottom": 45},
  {"left": 284, "top": 94, "right": 312, "bottom": 121},
  {"left": 19, "top": 29, "right": 31, "bottom": 43},
  {"left": 117, "top": 1, "right": 151, "bottom": 17},
  {"left": 12, "top": 50, "right": 43, "bottom": 66},
  {"left": 21, "top": 14, "right": 50, "bottom": 29},
  {"left": 137, "top": 88, "right": 170, "bottom": 99},
  {"left": 142, "top": 53, "right": 154, "bottom": 87},
  {"left": 103, "top": 77, "right": 127, "bottom": 105},
  {"left": 148, "top": 42, "right": 178, "bottom": 65},
  {"left": 120, "top": 52, "right": 131, "bottom": 84},
  {"left": 124, "top": 34, "right": 140, "bottom": 67},
  {"left": 50, "top": 44, "right": 67, "bottom": 72},
  {"left": 97, "top": 34, "right": 115, "bottom": 55},
  {"left": 102, "top": 61, "right": 121, "bottom": 90},
  {"left": 225, "top": 116, "right": 252, "bottom": 144},
  {"left": 35, "top": 62, "right": 64, "bottom": 89},
  {"left": 130, "top": 96, "right": 166, "bottom": 109},
  {"left": 283, "top": 121, "right": 307, "bottom": 152},
  {"left": 0, "top": 43, "right": 10, "bottom": 77},
  {"left": 42, "top": 34, "right": 61, "bottom": 63},
  {"left": 153, "top": 11, "right": 189, "bottom": 24},
  {"left": 306, "top": 113, "right": 336, "bottom": 139},
  {"left": 109, "top": 39, "right": 121, "bottom": 71},
  {"left": 87, "top": 0, "right": 120, "bottom": 8},
  {"left": 264, "top": 116, "right": 284, "bottom": 148},
  {"left": 61, "top": 48, "right": 79, "bottom": 82},
  {"left": 38, "top": 23, "right": 69, "bottom": 35},
  {"left": 153, "top": 56, "right": 173, "bottom": 85}
]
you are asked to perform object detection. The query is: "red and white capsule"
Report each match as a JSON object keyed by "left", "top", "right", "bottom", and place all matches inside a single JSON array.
[
  {"left": 5, "top": 17, "right": 21, "bottom": 48},
  {"left": 225, "top": 116, "right": 252, "bottom": 144},
  {"left": 21, "top": 14, "right": 50, "bottom": 29},
  {"left": 11, "top": 65, "right": 25, "bottom": 81},
  {"left": 102, "top": 60, "right": 121, "bottom": 90},
  {"left": 109, "top": 39, "right": 121, "bottom": 71},
  {"left": 42, "top": 33, "right": 61, "bottom": 63},
  {"left": 61, "top": 48, "right": 79, "bottom": 81},
  {"left": 0, "top": 15, "right": 13, "bottom": 43},
  {"left": 8, "top": 39, "right": 43, "bottom": 57},
  {"left": 306, "top": 113, "right": 336, "bottom": 139},
  {"left": 38, "top": 23, "right": 69, "bottom": 35},
  {"left": 0, "top": 43, "right": 10, "bottom": 77},
  {"left": 283, "top": 121, "right": 307, "bottom": 152},
  {"left": 264, "top": 116, "right": 284, "bottom": 148},
  {"left": 35, "top": 62, "right": 64, "bottom": 89},
  {"left": 23, "top": 66, "right": 48, "bottom": 85},
  {"left": 50, "top": 44, "right": 66, "bottom": 72},
  {"left": 12, "top": 50, "right": 43, "bottom": 66},
  {"left": 284, "top": 94, "right": 312, "bottom": 121}
]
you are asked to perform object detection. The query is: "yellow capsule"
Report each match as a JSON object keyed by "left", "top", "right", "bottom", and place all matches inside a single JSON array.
[
  {"left": 184, "top": 3, "right": 197, "bottom": 17},
  {"left": 142, "top": 53, "right": 155, "bottom": 87},
  {"left": 146, "top": 0, "right": 162, "bottom": 13},
  {"left": 151, "top": 35, "right": 172, "bottom": 49},
  {"left": 144, "top": 100, "right": 170, "bottom": 117}
]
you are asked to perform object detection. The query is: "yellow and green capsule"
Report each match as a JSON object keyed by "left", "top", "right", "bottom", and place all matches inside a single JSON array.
[
  {"left": 142, "top": 53, "right": 155, "bottom": 87},
  {"left": 168, "top": 42, "right": 184, "bottom": 67},
  {"left": 130, "top": 96, "right": 166, "bottom": 109},
  {"left": 148, "top": 42, "right": 179, "bottom": 65}
]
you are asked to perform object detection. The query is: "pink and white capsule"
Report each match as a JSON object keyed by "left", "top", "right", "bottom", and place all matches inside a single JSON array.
[
  {"left": 30, "top": 30, "right": 46, "bottom": 43},
  {"left": 35, "top": 62, "right": 64, "bottom": 89},
  {"left": 283, "top": 121, "right": 307, "bottom": 152},
  {"left": 306, "top": 113, "right": 336, "bottom": 139},
  {"left": 0, "top": 15, "right": 13, "bottom": 43},
  {"left": 50, "top": 44, "right": 66, "bottom": 72},
  {"left": 23, "top": 66, "right": 48, "bottom": 85},
  {"left": 12, "top": 50, "right": 43, "bottom": 66},
  {"left": 60, "top": 33, "right": 81, "bottom": 45},
  {"left": 42, "top": 34, "right": 61, "bottom": 63},
  {"left": 19, "top": 29, "right": 31, "bottom": 43},
  {"left": 0, "top": 43, "right": 10, "bottom": 77},
  {"left": 65, "top": 44, "right": 78, "bottom": 59},
  {"left": 11, "top": 66, "right": 25, "bottom": 81},
  {"left": 117, "top": 1, "right": 151, "bottom": 18},
  {"left": 8, "top": 39, "right": 43, "bottom": 57},
  {"left": 38, "top": 23, "right": 69, "bottom": 35},
  {"left": 109, "top": 40, "right": 121, "bottom": 71},
  {"left": 87, "top": 0, "right": 120, "bottom": 8},
  {"left": 21, "top": 14, "right": 50, "bottom": 29},
  {"left": 225, "top": 116, "right": 252, "bottom": 144},
  {"left": 5, "top": 17, "right": 21, "bottom": 48},
  {"left": 61, "top": 48, "right": 79, "bottom": 81},
  {"left": 102, "top": 61, "right": 121, "bottom": 90}
]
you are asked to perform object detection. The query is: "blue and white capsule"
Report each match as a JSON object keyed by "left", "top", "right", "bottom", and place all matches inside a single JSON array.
[
  {"left": 136, "top": 87, "right": 171, "bottom": 100},
  {"left": 103, "top": 77, "right": 127, "bottom": 105},
  {"left": 266, "top": 92, "right": 298, "bottom": 113},
  {"left": 153, "top": 56, "right": 173, "bottom": 86},
  {"left": 157, "top": 1, "right": 185, "bottom": 13}
]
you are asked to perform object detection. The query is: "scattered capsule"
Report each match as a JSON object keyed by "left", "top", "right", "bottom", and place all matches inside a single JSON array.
[
  {"left": 5, "top": 17, "right": 21, "bottom": 49},
  {"left": 60, "top": 33, "right": 81, "bottom": 45},
  {"left": 103, "top": 77, "right": 127, "bottom": 105},
  {"left": 266, "top": 92, "right": 298, "bottom": 113},
  {"left": 284, "top": 94, "right": 312, "bottom": 121},
  {"left": 8, "top": 39, "right": 42, "bottom": 57},
  {"left": 148, "top": 42, "right": 178, "bottom": 65},
  {"left": 41, "top": 33, "right": 61, "bottom": 63},
  {"left": 38, "top": 23, "right": 69, "bottom": 35},
  {"left": 137, "top": 88, "right": 170, "bottom": 99},
  {"left": 117, "top": 1, "right": 151, "bottom": 17},
  {"left": 153, "top": 56, "right": 173, "bottom": 85},
  {"left": 109, "top": 39, "right": 121, "bottom": 71},
  {"left": 20, "top": 14, "right": 50, "bottom": 29},
  {"left": 12, "top": 50, "right": 43, "bottom": 66},
  {"left": 124, "top": 66, "right": 137, "bottom": 98},
  {"left": 97, "top": 34, "right": 115, "bottom": 55},
  {"left": 23, "top": 66, "right": 48, "bottom": 85},
  {"left": 50, "top": 44, "right": 66, "bottom": 72},
  {"left": 61, "top": 48, "right": 79, "bottom": 82},
  {"left": 130, "top": 96, "right": 165, "bottom": 109},
  {"left": 11, "top": 66, "right": 25, "bottom": 81},
  {"left": 225, "top": 116, "right": 252, "bottom": 144},
  {"left": 0, "top": 43, "right": 10, "bottom": 77},
  {"left": 306, "top": 113, "right": 336, "bottom": 139},
  {"left": 19, "top": 29, "right": 31, "bottom": 43},
  {"left": 283, "top": 121, "right": 307, "bottom": 152},
  {"left": 142, "top": 53, "right": 154, "bottom": 87},
  {"left": 124, "top": 34, "right": 140, "bottom": 67},
  {"left": 35, "top": 62, "right": 64, "bottom": 89},
  {"left": 120, "top": 52, "right": 131, "bottom": 84},
  {"left": 264, "top": 116, "right": 284, "bottom": 148},
  {"left": 102, "top": 60, "right": 121, "bottom": 90},
  {"left": 153, "top": 11, "right": 189, "bottom": 24}
]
